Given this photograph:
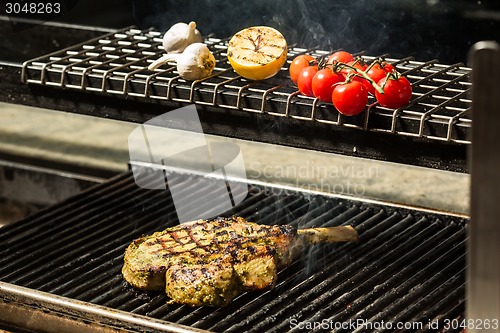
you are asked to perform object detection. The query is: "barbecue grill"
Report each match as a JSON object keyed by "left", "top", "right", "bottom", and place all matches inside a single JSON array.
[
  {"left": 0, "top": 171, "right": 468, "bottom": 333},
  {"left": 0, "top": 3, "right": 499, "bottom": 332}
]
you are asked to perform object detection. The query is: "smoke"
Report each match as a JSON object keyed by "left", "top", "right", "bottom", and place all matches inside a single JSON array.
[
  {"left": 132, "top": 0, "right": 489, "bottom": 63},
  {"left": 132, "top": 0, "right": 379, "bottom": 48},
  {"left": 131, "top": 0, "right": 416, "bottom": 57}
]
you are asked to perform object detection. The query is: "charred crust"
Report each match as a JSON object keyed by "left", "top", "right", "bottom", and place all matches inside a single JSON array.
[
  {"left": 150, "top": 266, "right": 166, "bottom": 274},
  {"left": 229, "top": 249, "right": 239, "bottom": 261},
  {"left": 266, "top": 246, "right": 276, "bottom": 256},
  {"left": 201, "top": 267, "right": 210, "bottom": 279}
]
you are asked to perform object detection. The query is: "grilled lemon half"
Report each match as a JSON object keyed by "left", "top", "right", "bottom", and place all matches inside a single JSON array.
[{"left": 227, "top": 26, "right": 288, "bottom": 81}]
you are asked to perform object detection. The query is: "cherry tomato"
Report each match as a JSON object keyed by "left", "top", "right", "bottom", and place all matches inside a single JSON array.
[
  {"left": 327, "top": 51, "right": 355, "bottom": 64},
  {"left": 297, "top": 65, "right": 318, "bottom": 97},
  {"left": 311, "top": 68, "right": 344, "bottom": 102},
  {"left": 366, "top": 61, "right": 396, "bottom": 85},
  {"left": 332, "top": 80, "right": 368, "bottom": 116},
  {"left": 352, "top": 76, "right": 374, "bottom": 96},
  {"left": 336, "top": 59, "right": 373, "bottom": 95},
  {"left": 380, "top": 61, "right": 395, "bottom": 73},
  {"left": 289, "top": 54, "right": 316, "bottom": 84},
  {"left": 375, "top": 75, "right": 412, "bottom": 109}
]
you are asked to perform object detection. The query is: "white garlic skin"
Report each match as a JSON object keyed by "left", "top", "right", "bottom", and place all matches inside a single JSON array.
[
  {"left": 162, "top": 21, "right": 203, "bottom": 54},
  {"left": 175, "top": 43, "right": 216, "bottom": 80}
]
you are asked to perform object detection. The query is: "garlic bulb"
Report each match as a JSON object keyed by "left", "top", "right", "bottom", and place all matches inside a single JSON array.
[
  {"left": 162, "top": 21, "right": 203, "bottom": 54},
  {"left": 175, "top": 43, "right": 216, "bottom": 80},
  {"left": 148, "top": 43, "right": 216, "bottom": 81}
]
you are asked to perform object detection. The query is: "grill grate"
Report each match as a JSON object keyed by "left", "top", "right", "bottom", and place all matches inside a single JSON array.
[
  {"left": 0, "top": 171, "right": 467, "bottom": 332},
  {"left": 21, "top": 27, "right": 472, "bottom": 144}
]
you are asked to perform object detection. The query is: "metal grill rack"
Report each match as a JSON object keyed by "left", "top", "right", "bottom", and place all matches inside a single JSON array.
[
  {"left": 21, "top": 27, "right": 472, "bottom": 144},
  {"left": 0, "top": 171, "right": 467, "bottom": 333}
]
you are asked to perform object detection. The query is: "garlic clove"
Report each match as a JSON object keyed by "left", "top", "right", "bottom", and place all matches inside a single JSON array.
[
  {"left": 148, "top": 53, "right": 180, "bottom": 71},
  {"left": 162, "top": 21, "right": 203, "bottom": 54}
]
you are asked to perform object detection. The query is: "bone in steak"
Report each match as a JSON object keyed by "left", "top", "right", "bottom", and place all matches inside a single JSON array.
[{"left": 122, "top": 216, "right": 358, "bottom": 307}]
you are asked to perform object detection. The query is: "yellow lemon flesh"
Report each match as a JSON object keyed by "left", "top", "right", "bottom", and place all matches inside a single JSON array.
[{"left": 227, "top": 26, "right": 288, "bottom": 81}]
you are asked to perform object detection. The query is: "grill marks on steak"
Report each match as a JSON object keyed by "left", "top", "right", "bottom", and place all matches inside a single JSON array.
[{"left": 122, "top": 217, "right": 298, "bottom": 306}]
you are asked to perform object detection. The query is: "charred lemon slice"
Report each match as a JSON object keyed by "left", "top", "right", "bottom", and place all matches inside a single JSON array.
[{"left": 227, "top": 26, "right": 288, "bottom": 80}]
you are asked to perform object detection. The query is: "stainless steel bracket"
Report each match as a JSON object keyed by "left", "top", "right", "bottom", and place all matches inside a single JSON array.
[
  {"left": 468, "top": 41, "right": 500, "bottom": 332},
  {"left": 0, "top": 281, "right": 209, "bottom": 333}
]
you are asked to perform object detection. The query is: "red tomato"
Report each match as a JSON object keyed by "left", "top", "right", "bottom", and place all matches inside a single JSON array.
[
  {"left": 311, "top": 68, "right": 344, "bottom": 102},
  {"left": 289, "top": 55, "right": 316, "bottom": 84},
  {"left": 297, "top": 66, "right": 319, "bottom": 97},
  {"left": 352, "top": 77, "right": 374, "bottom": 96},
  {"left": 338, "top": 59, "right": 373, "bottom": 95},
  {"left": 327, "top": 51, "right": 355, "bottom": 64},
  {"left": 367, "top": 61, "right": 396, "bottom": 85},
  {"left": 332, "top": 80, "right": 368, "bottom": 116},
  {"left": 375, "top": 75, "right": 412, "bottom": 109},
  {"left": 380, "top": 61, "right": 395, "bottom": 73}
]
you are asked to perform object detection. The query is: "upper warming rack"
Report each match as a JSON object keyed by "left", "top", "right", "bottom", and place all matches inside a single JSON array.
[{"left": 21, "top": 27, "right": 472, "bottom": 144}]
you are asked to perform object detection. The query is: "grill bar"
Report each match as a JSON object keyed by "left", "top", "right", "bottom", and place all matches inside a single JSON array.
[
  {"left": 344, "top": 241, "right": 465, "bottom": 333},
  {"left": 0, "top": 172, "right": 466, "bottom": 333},
  {"left": 21, "top": 27, "right": 472, "bottom": 144},
  {"left": 252, "top": 215, "right": 422, "bottom": 333}
]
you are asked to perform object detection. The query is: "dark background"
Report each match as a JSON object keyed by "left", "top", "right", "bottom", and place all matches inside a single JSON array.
[
  {"left": 131, "top": 0, "right": 500, "bottom": 65},
  {"left": 3, "top": 0, "right": 500, "bottom": 64}
]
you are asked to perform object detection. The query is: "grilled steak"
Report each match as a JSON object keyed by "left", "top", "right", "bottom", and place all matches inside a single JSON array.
[{"left": 122, "top": 216, "right": 358, "bottom": 307}]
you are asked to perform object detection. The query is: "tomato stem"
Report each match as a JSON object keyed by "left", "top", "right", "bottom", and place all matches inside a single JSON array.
[
  {"left": 386, "top": 70, "right": 402, "bottom": 80},
  {"left": 334, "top": 60, "right": 385, "bottom": 94},
  {"left": 317, "top": 55, "right": 329, "bottom": 70},
  {"left": 323, "top": 57, "right": 405, "bottom": 95},
  {"left": 364, "top": 58, "right": 381, "bottom": 72}
]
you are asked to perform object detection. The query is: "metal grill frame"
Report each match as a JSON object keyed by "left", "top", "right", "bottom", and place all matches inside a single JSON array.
[{"left": 21, "top": 27, "right": 472, "bottom": 144}]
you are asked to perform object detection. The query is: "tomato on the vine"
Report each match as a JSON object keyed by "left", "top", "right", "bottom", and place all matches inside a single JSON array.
[
  {"left": 334, "top": 59, "right": 371, "bottom": 94},
  {"left": 327, "top": 51, "right": 355, "bottom": 64},
  {"left": 332, "top": 80, "right": 368, "bottom": 116},
  {"left": 353, "top": 76, "right": 374, "bottom": 95},
  {"left": 366, "top": 61, "right": 396, "bottom": 85},
  {"left": 289, "top": 54, "right": 316, "bottom": 84},
  {"left": 311, "top": 68, "right": 344, "bottom": 102},
  {"left": 297, "top": 65, "right": 319, "bottom": 97},
  {"left": 375, "top": 75, "right": 412, "bottom": 109},
  {"left": 340, "top": 59, "right": 368, "bottom": 76}
]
